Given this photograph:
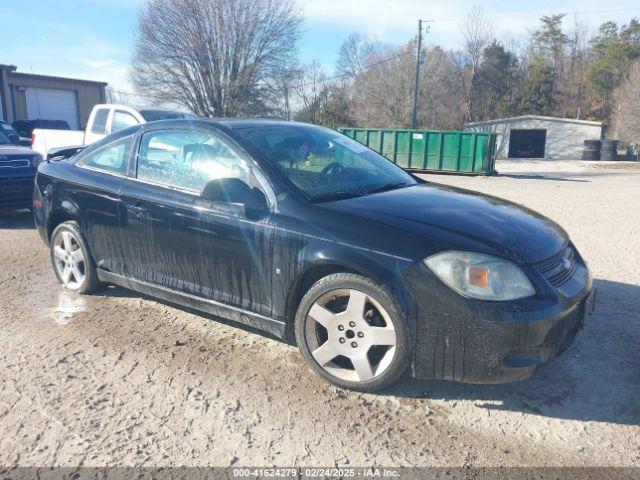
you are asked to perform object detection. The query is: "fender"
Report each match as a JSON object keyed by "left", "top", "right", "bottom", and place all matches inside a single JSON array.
[
  {"left": 283, "top": 238, "right": 419, "bottom": 338},
  {"left": 46, "top": 198, "right": 82, "bottom": 241}
]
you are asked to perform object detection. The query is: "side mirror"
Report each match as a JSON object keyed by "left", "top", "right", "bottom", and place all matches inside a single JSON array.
[
  {"left": 8, "top": 133, "right": 20, "bottom": 145},
  {"left": 46, "top": 145, "right": 86, "bottom": 161},
  {"left": 201, "top": 178, "right": 268, "bottom": 216}
]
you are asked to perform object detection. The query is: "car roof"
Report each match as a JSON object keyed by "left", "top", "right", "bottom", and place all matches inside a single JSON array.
[
  {"left": 139, "top": 118, "right": 313, "bottom": 130},
  {"left": 212, "top": 119, "right": 312, "bottom": 129}
]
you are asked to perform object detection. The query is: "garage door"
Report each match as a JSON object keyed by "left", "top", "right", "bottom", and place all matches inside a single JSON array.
[
  {"left": 508, "top": 129, "right": 546, "bottom": 159},
  {"left": 25, "top": 87, "right": 79, "bottom": 130}
]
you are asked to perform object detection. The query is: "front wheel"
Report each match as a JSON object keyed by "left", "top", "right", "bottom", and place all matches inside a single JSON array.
[
  {"left": 50, "top": 221, "right": 102, "bottom": 294},
  {"left": 295, "top": 273, "right": 410, "bottom": 392}
]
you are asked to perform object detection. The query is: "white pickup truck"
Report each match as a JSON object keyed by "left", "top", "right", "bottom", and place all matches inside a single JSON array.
[{"left": 32, "top": 104, "right": 193, "bottom": 158}]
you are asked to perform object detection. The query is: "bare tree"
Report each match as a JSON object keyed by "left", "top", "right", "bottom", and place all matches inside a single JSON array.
[
  {"left": 336, "top": 33, "right": 378, "bottom": 78},
  {"left": 613, "top": 60, "right": 640, "bottom": 142},
  {"left": 268, "top": 64, "right": 302, "bottom": 120},
  {"left": 420, "top": 47, "right": 467, "bottom": 129},
  {"left": 347, "top": 44, "right": 414, "bottom": 128},
  {"left": 105, "top": 86, "right": 133, "bottom": 106},
  {"left": 293, "top": 60, "right": 328, "bottom": 124},
  {"left": 459, "top": 6, "right": 495, "bottom": 121},
  {"left": 559, "top": 16, "right": 591, "bottom": 118},
  {"left": 130, "top": 0, "right": 303, "bottom": 117}
]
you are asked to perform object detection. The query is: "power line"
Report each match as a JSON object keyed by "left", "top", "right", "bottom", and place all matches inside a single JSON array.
[{"left": 429, "top": 7, "right": 640, "bottom": 23}]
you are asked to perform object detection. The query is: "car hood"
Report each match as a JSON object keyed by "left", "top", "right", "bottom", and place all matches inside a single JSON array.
[
  {"left": 324, "top": 183, "right": 568, "bottom": 264},
  {"left": 0, "top": 145, "right": 38, "bottom": 157}
]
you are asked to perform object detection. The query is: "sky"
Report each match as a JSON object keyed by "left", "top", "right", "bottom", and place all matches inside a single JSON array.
[{"left": 1, "top": 0, "right": 639, "bottom": 98}]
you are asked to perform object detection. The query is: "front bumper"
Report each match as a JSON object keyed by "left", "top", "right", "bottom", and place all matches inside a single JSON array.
[
  {"left": 0, "top": 175, "right": 35, "bottom": 211},
  {"left": 407, "top": 254, "right": 593, "bottom": 383}
]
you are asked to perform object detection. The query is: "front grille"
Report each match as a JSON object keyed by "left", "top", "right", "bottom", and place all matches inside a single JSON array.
[
  {"left": 535, "top": 246, "right": 577, "bottom": 287},
  {"left": 0, "top": 159, "right": 31, "bottom": 169},
  {"left": 0, "top": 176, "right": 35, "bottom": 201}
]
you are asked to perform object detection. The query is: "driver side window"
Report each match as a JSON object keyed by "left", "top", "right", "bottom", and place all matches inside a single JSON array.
[{"left": 136, "top": 130, "right": 250, "bottom": 193}]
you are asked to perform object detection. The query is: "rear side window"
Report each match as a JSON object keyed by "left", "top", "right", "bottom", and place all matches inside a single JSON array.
[
  {"left": 78, "top": 136, "right": 133, "bottom": 174},
  {"left": 111, "top": 111, "right": 139, "bottom": 133},
  {"left": 136, "top": 130, "right": 249, "bottom": 193},
  {"left": 91, "top": 109, "right": 110, "bottom": 135}
]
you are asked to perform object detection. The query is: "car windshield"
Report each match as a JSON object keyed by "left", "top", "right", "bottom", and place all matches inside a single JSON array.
[
  {"left": 0, "top": 131, "right": 11, "bottom": 145},
  {"left": 1, "top": 122, "right": 17, "bottom": 134},
  {"left": 234, "top": 124, "right": 417, "bottom": 202}
]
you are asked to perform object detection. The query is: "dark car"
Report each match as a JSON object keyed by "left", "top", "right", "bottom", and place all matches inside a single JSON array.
[
  {"left": 33, "top": 119, "right": 594, "bottom": 392},
  {"left": 0, "top": 130, "right": 42, "bottom": 212},
  {"left": 12, "top": 119, "right": 70, "bottom": 139},
  {"left": 0, "top": 121, "right": 31, "bottom": 147}
]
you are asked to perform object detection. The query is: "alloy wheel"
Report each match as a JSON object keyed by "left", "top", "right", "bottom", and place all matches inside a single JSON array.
[
  {"left": 304, "top": 288, "right": 397, "bottom": 383},
  {"left": 53, "top": 230, "right": 86, "bottom": 290}
]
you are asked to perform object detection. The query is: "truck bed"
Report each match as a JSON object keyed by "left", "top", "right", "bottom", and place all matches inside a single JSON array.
[{"left": 31, "top": 129, "right": 84, "bottom": 158}]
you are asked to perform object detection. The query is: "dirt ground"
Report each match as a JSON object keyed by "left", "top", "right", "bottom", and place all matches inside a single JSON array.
[{"left": 0, "top": 160, "right": 639, "bottom": 468}]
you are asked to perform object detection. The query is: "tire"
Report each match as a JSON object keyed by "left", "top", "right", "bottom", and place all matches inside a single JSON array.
[
  {"left": 50, "top": 221, "right": 102, "bottom": 294},
  {"left": 294, "top": 273, "right": 410, "bottom": 392}
]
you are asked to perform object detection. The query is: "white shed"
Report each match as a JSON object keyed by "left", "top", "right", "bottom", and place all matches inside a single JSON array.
[{"left": 465, "top": 115, "right": 602, "bottom": 160}]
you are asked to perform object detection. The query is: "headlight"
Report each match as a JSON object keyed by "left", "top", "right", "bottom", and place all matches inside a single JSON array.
[{"left": 424, "top": 251, "right": 535, "bottom": 301}]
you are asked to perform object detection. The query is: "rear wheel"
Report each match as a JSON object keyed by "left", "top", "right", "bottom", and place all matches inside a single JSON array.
[
  {"left": 295, "top": 273, "right": 410, "bottom": 392},
  {"left": 50, "top": 221, "right": 102, "bottom": 294}
]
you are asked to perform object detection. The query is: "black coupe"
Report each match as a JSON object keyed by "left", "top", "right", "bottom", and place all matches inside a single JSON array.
[{"left": 33, "top": 119, "right": 594, "bottom": 391}]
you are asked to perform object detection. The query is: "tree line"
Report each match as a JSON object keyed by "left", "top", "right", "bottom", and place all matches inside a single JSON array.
[{"left": 131, "top": 0, "right": 640, "bottom": 140}]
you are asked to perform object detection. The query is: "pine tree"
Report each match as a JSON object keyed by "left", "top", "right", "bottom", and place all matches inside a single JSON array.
[
  {"left": 519, "top": 57, "right": 556, "bottom": 115},
  {"left": 476, "top": 42, "right": 519, "bottom": 119}
]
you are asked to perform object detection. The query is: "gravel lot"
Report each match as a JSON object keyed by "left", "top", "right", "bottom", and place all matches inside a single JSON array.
[{"left": 0, "top": 160, "right": 639, "bottom": 468}]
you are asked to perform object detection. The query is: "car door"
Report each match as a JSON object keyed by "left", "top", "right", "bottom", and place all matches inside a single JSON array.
[
  {"left": 73, "top": 135, "right": 133, "bottom": 273},
  {"left": 118, "top": 127, "right": 275, "bottom": 317},
  {"left": 84, "top": 107, "right": 110, "bottom": 145}
]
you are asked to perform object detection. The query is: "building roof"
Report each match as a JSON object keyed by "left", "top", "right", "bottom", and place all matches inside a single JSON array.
[
  {"left": 0, "top": 64, "right": 107, "bottom": 87},
  {"left": 466, "top": 115, "right": 602, "bottom": 127}
]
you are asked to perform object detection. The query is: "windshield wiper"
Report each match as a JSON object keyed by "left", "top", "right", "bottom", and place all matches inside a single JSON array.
[
  {"left": 365, "top": 182, "right": 409, "bottom": 194},
  {"left": 312, "top": 190, "right": 366, "bottom": 202}
]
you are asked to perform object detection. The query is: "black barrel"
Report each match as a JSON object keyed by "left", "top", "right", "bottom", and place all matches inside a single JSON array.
[
  {"left": 582, "top": 139, "right": 601, "bottom": 160},
  {"left": 600, "top": 139, "right": 619, "bottom": 161}
]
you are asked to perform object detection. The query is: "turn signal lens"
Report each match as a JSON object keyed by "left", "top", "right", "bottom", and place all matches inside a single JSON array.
[
  {"left": 468, "top": 267, "right": 488, "bottom": 288},
  {"left": 424, "top": 251, "right": 535, "bottom": 301}
]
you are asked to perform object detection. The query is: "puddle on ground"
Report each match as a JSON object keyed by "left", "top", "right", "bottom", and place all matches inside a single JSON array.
[
  {"left": 19, "top": 279, "right": 89, "bottom": 326},
  {"left": 47, "top": 291, "right": 87, "bottom": 325}
]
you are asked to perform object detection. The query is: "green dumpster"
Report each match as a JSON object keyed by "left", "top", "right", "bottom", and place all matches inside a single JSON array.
[{"left": 339, "top": 128, "right": 497, "bottom": 175}]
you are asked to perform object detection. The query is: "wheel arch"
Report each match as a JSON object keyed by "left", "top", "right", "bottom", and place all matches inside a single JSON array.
[
  {"left": 284, "top": 257, "right": 407, "bottom": 338},
  {"left": 284, "top": 263, "right": 359, "bottom": 338},
  {"left": 47, "top": 200, "right": 82, "bottom": 242}
]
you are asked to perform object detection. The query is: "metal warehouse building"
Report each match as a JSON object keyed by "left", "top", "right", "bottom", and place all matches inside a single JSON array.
[
  {"left": 0, "top": 64, "right": 107, "bottom": 130},
  {"left": 465, "top": 115, "right": 603, "bottom": 160}
]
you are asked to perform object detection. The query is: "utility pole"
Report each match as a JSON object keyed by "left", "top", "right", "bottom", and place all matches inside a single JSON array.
[{"left": 411, "top": 19, "right": 426, "bottom": 129}]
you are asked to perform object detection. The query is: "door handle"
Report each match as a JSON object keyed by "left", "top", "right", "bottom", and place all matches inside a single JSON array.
[{"left": 127, "top": 204, "right": 146, "bottom": 220}]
